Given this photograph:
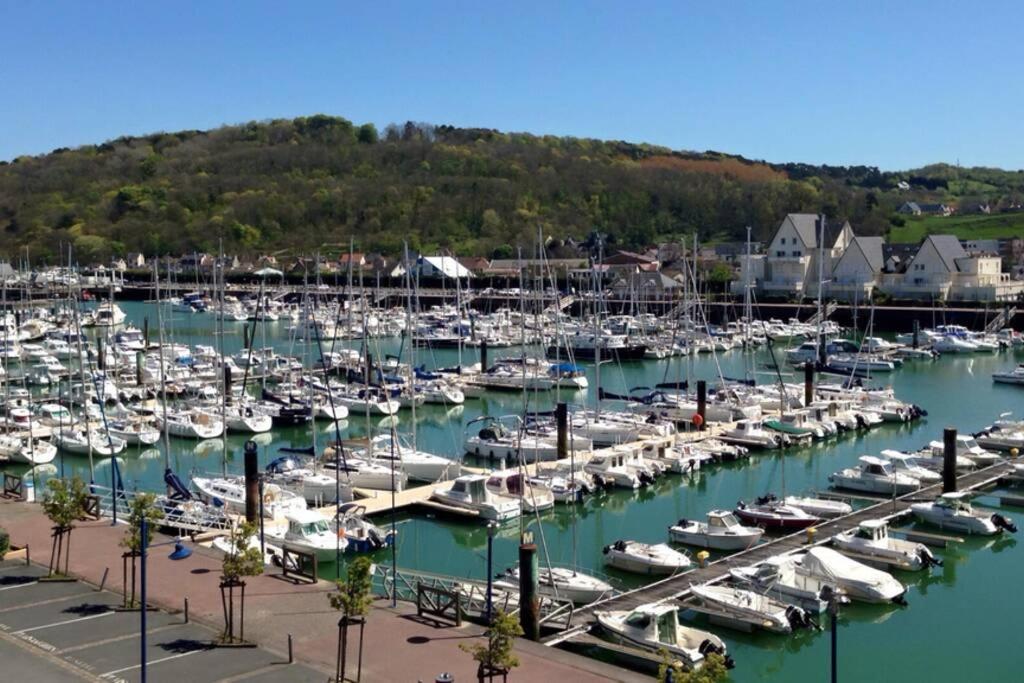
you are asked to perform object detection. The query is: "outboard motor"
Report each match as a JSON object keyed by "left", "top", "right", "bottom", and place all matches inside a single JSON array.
[
  {"left": 698, "top": 639, "right": 735, "bottom": 669},
  {"left": 638, "top": 470, "right": 655, "bottom": 486},
  {"left": 992, "top": 513, "right": 1018, "bottom": 533},
  {"left": 891, "top": 593, "right": 909, "bottom": 607},
  {"left": 367, "top": 527, "right": 385, "bottom": 549},
  {"left": 917, "top": 547, "right": 943, "bottom": 568},
  {"left": 784, "top": 605, "right": 814, "bottom": 631}
]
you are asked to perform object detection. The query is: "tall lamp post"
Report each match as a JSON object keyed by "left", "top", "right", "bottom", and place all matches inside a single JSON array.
[
  {"left": 821, "top": 585, "right": 848, "bottom": 683},
  {"left": 140, "top": 517, "right": 193, "bottom": 683}
]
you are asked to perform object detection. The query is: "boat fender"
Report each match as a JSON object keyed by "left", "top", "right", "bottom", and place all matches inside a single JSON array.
[
  {"left": 992, "top": 513, "right": 1018, "bottom": 533},
  {"left": 263, "top": 492, "right": 274, "bottom": 505}
]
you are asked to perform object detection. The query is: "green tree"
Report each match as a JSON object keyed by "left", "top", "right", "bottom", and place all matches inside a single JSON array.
[
  {"left": 120, "top": 493, "right": 162, "bottom": 553},
  {"left": 41, "top": 477, "right": 88, "bottom": 576},
  {"left": 0, "top": 527, "right": 9, "bottom": 560},
  {"left": 220, "top": 522, "right": 264, "bottom": 643},
  {"left": 460, "top": 609, "right": 523, "bottom": 677},
  {"left": 357, "top": 123, "right": 379, "bottom": 144},
  {"left": 657, "top": 649, "right": 728, "bottom": 683},
  {"left": 328, "top": 556, "right": 374, "bottom": 619}
]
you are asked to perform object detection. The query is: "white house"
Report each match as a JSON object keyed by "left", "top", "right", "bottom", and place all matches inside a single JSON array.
[
  {"left": 757, "top": 213, "right": 853, "bottom": 296},
  {"left": 879, "top": 235, "right": 1023, "bottom": 301},
  {"left": 829, "top": 236, "right": 884, "bottom": 301},
  {"left": 415, "top": 255, "right": 473, "bottom": 279}
]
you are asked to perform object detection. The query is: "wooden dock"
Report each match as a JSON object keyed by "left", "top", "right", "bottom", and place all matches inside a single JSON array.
[{"left": 554, "top": 460, "right": 1017, "bottom": 639}]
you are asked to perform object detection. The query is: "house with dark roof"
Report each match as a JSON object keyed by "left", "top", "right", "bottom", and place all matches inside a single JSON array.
[
  {"left": 897, "top": 201, "right": 952, "bottom": 216},
  {"left": 829, "top": 236, "right": 885, "bottom": 300},
  {"left": 879, "top": 234, "right": 1023, "bottom": 301},
  {"left": 610, "top": 271, "right": 681, "bottom": 299},
  {"left": 755, "top": 213, "right": 854, "bottom": 296}
]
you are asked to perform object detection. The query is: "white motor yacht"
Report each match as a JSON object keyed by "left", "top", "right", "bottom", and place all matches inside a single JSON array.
[
  {"left": 485, "top": 470, "right": 555, "bottom": 512},
  {"left": 783, "top": 496, "right": 852, "bottom": 519},
  {"left": 496, "top": 565, "right": 614, "bottom": 604},
  {"left": 596, "top": 604, "right": 731, "bottom": 670},
  {"left": 276, "top": 510, "right": 341, "bottom": 562},
  {"left": 668, "top": 510, "right": 764, "bottom": 550},
  {"left": 602, "top": 539, "right": 691, "bottom": 576},
  {"left": 833, "top": 520, "right": 941, "bottom": 571},
  {"left": 429, "top": 474, "right": 520, "bottom": 522},
  {"left": 720, "top": 419, "right": 787, "bottom": 449},
  {"left": 882, "top": 452, "right": 942, "bottom": 483},
  {"left": 729, "top": 556, "right": 834, "bottom": 614},
  {"left": 794, "top": 547, "right": 906, "bottom": 604},
  {"left": 927, "top": 435, "right": 1000, "bottom": 467},
  {"left": 689, "top": 584, "right": 814, "bottom": 633},
  {"left": 584, "top": 451, "right": 642, "bottom": 489},
  {"left": 911, "top": 492, "right": 1017, "bottom": 535},
  {"left": 829, "top": 456, "right": 920, "bottom": 495},
  {"left": 993, "top": 364, "right": 1024, "bottom": 385}
]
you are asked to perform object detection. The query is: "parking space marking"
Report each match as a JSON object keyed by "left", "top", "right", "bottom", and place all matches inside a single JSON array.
[
  {"left": 0, "top": 580, "right": 39, "bottom": 591},
  {"left": 99, "top": 648, "right": 205, "bottom": 678},
  {"left": 14, "top": 610, "right": 115, "bottom": 634}
]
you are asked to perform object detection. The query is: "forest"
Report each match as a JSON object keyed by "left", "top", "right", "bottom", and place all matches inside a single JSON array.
[{"left": 2, "top": 115, "right": 1022, "bottom": 264}]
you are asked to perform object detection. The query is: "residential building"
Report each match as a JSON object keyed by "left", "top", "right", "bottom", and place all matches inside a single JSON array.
[
  {"left": 753, "top": 213, "right": 853, "bottom": 297},
  {"left": 603, "top": 249, "right": 659, "bottom": 273},
  {"left": 125, "top": 252, "right": 145, "bottom": 268},
  {"left": 879, "top": 235, "right": 1023, "bottom": 301},
  {"left": 415, "top": 255, "right": 473, "bottom": 279},
  {"left": 897, "top": 202, "right": 952, "bottom": 216},
  {"left": 829, "top": 236, "right": 884, "bottom": 301}
]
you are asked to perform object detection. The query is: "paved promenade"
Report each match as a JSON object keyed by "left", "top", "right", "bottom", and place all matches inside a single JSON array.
[{"left": 0, "top": 498, "right": 644, "bottom": 682}]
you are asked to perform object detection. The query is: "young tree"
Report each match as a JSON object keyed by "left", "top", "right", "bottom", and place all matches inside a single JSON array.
[
  {"left": 41, "top": 477, "right": 88, "bottom": 577},
  {"left": 219, "top": 521, "right": 264, "bottom": 643},
  {"left": 329, "top": 557, "right": 374, "bottom": 682},
  {"left": 119, "top": 493, "right": 162, "bottom": 608},
  {"left": 460, "top": 609, "right": 523, "bottom": 682},
  {"left": 0, "top": 527, "right": 9, "bottom": 560},
  {"left": 657, "top": 648, "right": 728, "bottom": 683}
]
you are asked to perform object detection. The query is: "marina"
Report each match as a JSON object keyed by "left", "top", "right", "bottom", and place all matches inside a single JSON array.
[{"left": 2, "top": 289, "right": 1024, "bottom": 682}]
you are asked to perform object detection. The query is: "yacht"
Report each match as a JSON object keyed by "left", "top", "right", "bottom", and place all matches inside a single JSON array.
[
  {"left": 927, "top": 435, "right": 1000, "bottom": 467},
  {"left": 584, "top": 451, "right": 642, "bottom": 489},
  {"left": 429, "top": 475, "right": 520, "bottom": 522},
  {"left": 156, "top": 409, "right": 224, "bottom": 439},
  {"left": 107, "top": 419, "right": 161, "bottom": 446},
  {"left": 720, "top": 419, "right": 787, "bottom": 449},
  {"left": 992, "top": 364, "right": 1024, "bottom": 385},
  {"left": 347, "top": 433, "right": 460, "bottom": 482},
  {"left": 782, "top": 495, "right": 852, "bottom": 519},
  {"left": 334, "top": 503, "right": 397, "bottom": 553},
  {"left": 602, "top": 539, "right": 691, "bottom": 575},
  {"left": 485, "top": 470, "right": 555, "bottom": 512},
  {"left": 265, "top": 456, "right": 350, "bottom": 505},
  {"left": 596, "top": 604, "right": 732, "bottom": 670},
  {"left": 224, "top": 403, "right": 274, "bottom": 433},
  {"left": 833, "top": 520, "right": 941, "bottom": 571},
  {"left": 0, "top": 434, "right": 57, "bottom": 465},
  {"left": 495, "top": 565, "right": 614, "bottom": 604},
  {"left": 276, "top": 510, "right": 340, "bottom": 562},
  {"left": 729, "top": 556, "right": 833, "bottom": 614},
  {"left": 793, "top": 547, "right": 906, "bottom": 604},
  {"left": 321, "top": 456, "right": 407, "bottom": 492},
  {"left": 882, "top": 452, "right": 942, "bottom": 483},
  {"left": 734, "top": 496, "right": 821, "bottom": 531},
  {"left": 689, "top": 584, "right": 814, "bottom": 634},
  {"left": 53, "top": 428, "right": 127, "bottom": 456},
  {"left": 910, "top": 492, "right": 1017, "bottom": 535},
  {"left": 668, "top": 510, "right": 764, "bottom": 550},
  {"left": 192, "top": 476, "right": 307, "bottom": 519},
  {"left": 829, "top": 456, "right": 920, "bottom": 495}
]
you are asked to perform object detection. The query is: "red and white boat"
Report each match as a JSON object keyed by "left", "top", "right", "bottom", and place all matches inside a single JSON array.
[{"left": 735, "top": 495, "right": 821, "bottom": 531}]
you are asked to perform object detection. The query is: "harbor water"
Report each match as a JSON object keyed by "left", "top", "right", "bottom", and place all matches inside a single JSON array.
[{"left": 4, "top": 301, "right": 1023, "bottom": 682}]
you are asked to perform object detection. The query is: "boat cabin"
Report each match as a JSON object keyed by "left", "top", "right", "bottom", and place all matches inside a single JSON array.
[
  {"left": 286, "top": 510, "right": 331, "bottom": 538},
  {"left": 708, "top": 510, "right": 742, "bottom": 529},
  {"left": 450, "top": 475, "right": 489, "bottom": 503},
  {"left": 858, "top": 456, "right": 893, "bottom": 477},
  {"left": 936, "top": 492, "right": 973, "bottom": 513},
  {"left": 854, "top": 520, "right": 890, "bottom": 542},
  {"left": 621, "top": 605, "right": 682, "bottom": 646}
]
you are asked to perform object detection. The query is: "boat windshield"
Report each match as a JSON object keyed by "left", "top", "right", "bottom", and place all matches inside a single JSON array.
[
  {"left": 625, "top": 612, "right": 651, "bottom": 629},
  {"left": 299, "top": 520, "right": 329, "bottom": 535},
  {"left": 656, "top": 612, "right": 676, "bottom": 644}
]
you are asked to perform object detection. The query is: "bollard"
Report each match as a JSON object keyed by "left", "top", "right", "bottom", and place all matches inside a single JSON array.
[
  {"left": 555, "top": 403, "right": 568, "bottom": 460},
  {"left": 696, "top": 380, "right": 707, "bottom": 431},
  {"left": 244, "top": 440, "right": 259, "bottom": 523},
  {"left": 184, "top": 597, "right": 189, "bottom": 623},
  {"left": 804, "top": 362, "right": 814, "bottom": 406},
  {"left": 479, "top": 339, "right": 488, "bottom": 372},
  {"left": 143, "top": 317, "right": 149, "bottom": 346},
  {"left": 806, "top": 527, "right": 817, "bottom": 544},
  {"left": 99, "top": 567, "right": 109, "bottom": 591},
  {"left": 518, "top": 541, "right": 539, "bottom": 641},
  {"left": 696, "top": 550, "right": 710, "bottom": 568},
  {"left": 943, "top": 427, "right": 958, "bottom": 493},
  {"left": 287, "top": 633, "right": 293, "bottom": 663},
  {"left": 913, "top": 319, "right": 920, "bottom": 349}
]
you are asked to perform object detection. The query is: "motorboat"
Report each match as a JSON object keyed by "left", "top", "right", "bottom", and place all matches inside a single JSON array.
[
  {"left": 0, "top": 434, "right": 57, "bottom": 465},
  {"left": 496, "top": 565, "right": 614, "bottom": 604},
  {"left": 734, "top": 495, "right": 821, "bottom": 531},
  {"left": 928, "top": 435, "right": 1000, "bottom": 467},
  {"left": 794, "top": 547, "right": 906, "bottom": 604},
  {"left": 485, "top": 470, "right": 555, "bottom": 512},
  {"left": 729, "top": 555, "right": 834, "bottom": 614},
  {"left": 583, "top": 451, "right": 642, "bottom": 489},
  {"left": 911, "top": 492, "right": 1017, "bottom": 535},
  {"left": 720, "top": 419, "right": 787, "bottom": 449},
  {"left": 975, "top": 421, "right": 1024, "bottom": 451},
  {"left": 596, "top": 604, "right": 732, "bottom": 670},
  {"left": 265, "top": 456, "right": 351, "bottom": 505},
  {"left": 881, "top": 452, "right": 942, "bottom": 483},
  {"left": 882, "top": 448, "right": 974, "bottom": 474},
  {"left": 430, "top": 475, "right": 520, "bottom": 522},
  {"left": 602, "top": 539, "right": 691, "bottom": 575},
  {"left": 688, "top": 584, "right": 815, "bottom": 634},
  {"left": 833, "top": 520, "right": 941, "bottom": 571},
  {"left": 668, "top": 510, "right": 764, "bottom": 550},
  {"left": 993, "top": 365, "right": 1024, "bottom": 385},
  {"left": 334, "top": 503, "right": 397, "bottom": 553},
  {"left": 276, "top": 510, "right": 341, "bottom": 562},
  {"left": 783, "top": 496, "right": 852, "bottom": 519},
  {"left": 53, "top": 428, "right": 127, "bottom": 456},
  {"left": 192, "top": 476, "right": 307, "bottom": 519},
  {"left": 828, "top": 456, "right": 920, "bottom": 495}
]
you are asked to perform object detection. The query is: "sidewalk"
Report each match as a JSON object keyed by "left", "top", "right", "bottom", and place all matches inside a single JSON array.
[{"left": 0, "top": 498, "right": 645, "bottom": 682}]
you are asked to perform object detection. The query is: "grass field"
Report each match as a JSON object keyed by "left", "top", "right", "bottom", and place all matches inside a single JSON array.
[{"left": 889, "top": 212, "right": 1024, "bottom": 243}]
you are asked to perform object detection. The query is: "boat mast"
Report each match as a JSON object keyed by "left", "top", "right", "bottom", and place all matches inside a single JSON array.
[
  {"left": 593, "top": 236, "right": 603, "bottom": 420},
  {"left": 154, "top": 259, "right": 171, "bottom": 470},
  {"left": 817, "top": 215, "right": 826, "bottom": 365},
  {"left": 218, "top": 241, "right": 227, "bottom": 476}
]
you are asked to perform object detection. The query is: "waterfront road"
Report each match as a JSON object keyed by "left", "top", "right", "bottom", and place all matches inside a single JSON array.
[{"left": 0, "top": 498, "right": 641, "bottom": 682}]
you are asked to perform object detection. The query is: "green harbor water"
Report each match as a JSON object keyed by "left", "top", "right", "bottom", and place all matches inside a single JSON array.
[{"left": 6, "top": 301, "right": 1024, "bottom": 682}]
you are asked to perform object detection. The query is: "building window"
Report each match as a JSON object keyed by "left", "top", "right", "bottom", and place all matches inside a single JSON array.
[
  {"left": 780, "top": 238, "right": 786, "bottom": 245},
  {"left": 776, "top": 251, "right": 785, "bottom": 257},
  {"left": 792, "top": 251, "right": 801, "bottom": 257}
]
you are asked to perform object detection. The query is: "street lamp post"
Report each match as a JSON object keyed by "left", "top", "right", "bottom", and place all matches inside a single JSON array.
[
  {"left": 139, "top": 518, "right": 193, "bottom": 683},
  {"left": 485, "top": 522, "right": 496, "bottom": 624}
]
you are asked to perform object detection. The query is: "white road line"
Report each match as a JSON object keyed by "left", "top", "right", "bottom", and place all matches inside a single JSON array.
[
  {"left": 99, "top": 648, "right": 205, "bottom": 677},
  {"left": 15, "top": 609, "right": 115, "bottom": 634},
  {"left": 0, "top": 580, "right": 39, "bottom": 591}
]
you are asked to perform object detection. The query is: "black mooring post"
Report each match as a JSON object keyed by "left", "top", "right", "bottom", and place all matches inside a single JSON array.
[
  {"left": 555, "top": 402, "right": 568, "bottom": 460},
  {"left": 696, "top": 380, "right": 707, "bottom": 430},
  {"left": 804, "top": 362, "right": 815, "bottom": 406},
  {"left": 244, "top": 440, "right": 259, "bottom": 523},
  {"left": 943, "top": 427, "right": 958, "bottom": 493}
]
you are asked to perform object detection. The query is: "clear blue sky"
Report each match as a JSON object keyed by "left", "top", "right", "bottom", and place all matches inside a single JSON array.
[{"left": 3, "top": 1, "right": 1021, "bottom": 169}]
